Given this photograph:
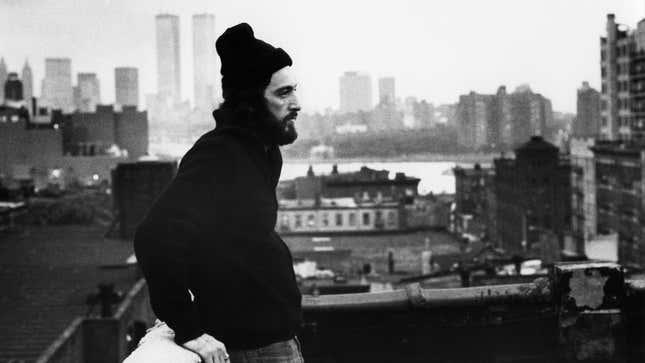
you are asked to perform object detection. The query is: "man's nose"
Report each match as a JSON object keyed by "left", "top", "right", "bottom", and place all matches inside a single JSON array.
[{"left": 288, "top": 94, "right": 301, "bottom": 111}]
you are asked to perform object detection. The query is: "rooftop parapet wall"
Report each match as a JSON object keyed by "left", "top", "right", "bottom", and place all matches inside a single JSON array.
[{"left": 35, "top": 262, "right": 645, "bottom": 363}]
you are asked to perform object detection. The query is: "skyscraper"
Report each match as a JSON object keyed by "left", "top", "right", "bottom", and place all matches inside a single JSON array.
[
  {"left": 41, "top": 58, "right": 73, "bottom": 112},
  {"left": 456, "top": 92, "right": 493, "bottom": 149},
  {"left": 193, "top": 13, "right": 217, "bottom": 111},
  {"left": 115, "top": 67, "right": 139, "bottom": 109},
  {"left": 600, "top": 14, "right": 645, "bottom": 140},
  {"left": 21, "top": 60, "right": 33, "bottom": 105},
  {"left": 156, "top": 14, "right": 181, "bottom": 104},
  {"left": 378, "top": 77, "right": 395, "bottom": 104},
  {"left": 339, "top": 71, "right": 372, "bottom": 113},
  {"left": 508, "top": 85, "right": 552, "bottom": 144},
  {"left": 75, "top": 73, "right": 101, "bottom": 112},
  {"left": 0, "top": 58, "right": 7, "bottom": 102},
  {"left": 573, "top": 81, "right": 601, "bottom": 138}
]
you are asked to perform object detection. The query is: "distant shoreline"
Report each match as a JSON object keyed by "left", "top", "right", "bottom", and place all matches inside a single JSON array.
[{"left": 282, "top": 153, "right": 499, "bottom": 164}]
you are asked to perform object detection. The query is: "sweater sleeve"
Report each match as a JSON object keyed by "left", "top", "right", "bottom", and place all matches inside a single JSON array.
[{"left": 134, "top": 213, "right": 203, "bottom": 344}]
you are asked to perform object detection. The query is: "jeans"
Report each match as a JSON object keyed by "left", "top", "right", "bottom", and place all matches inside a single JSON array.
[{"left": 229, "top": 337, "right": 304, "bottom": 363}]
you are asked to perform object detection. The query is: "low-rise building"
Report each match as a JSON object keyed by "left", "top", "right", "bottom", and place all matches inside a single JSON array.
[
  {"left": 276, "top": 198, "right": 401, "bottom": 234},
  {"left": 453, "top": 164, "right": 495, "bottom": 240}
]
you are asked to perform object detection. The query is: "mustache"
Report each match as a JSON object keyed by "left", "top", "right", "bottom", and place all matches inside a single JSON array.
[{"left": 283, "top": 112, "right": 298, "bottom": 122}]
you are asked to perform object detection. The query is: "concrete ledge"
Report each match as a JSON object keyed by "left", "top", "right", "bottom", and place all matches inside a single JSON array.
[{"left": 302, "top": 279, "right": 551, "bottom": 311}]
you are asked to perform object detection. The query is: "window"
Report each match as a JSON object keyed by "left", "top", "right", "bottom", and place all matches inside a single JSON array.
[
  {"left": 307, "top": 214, "right": 315, "bottom": 227},
  {"left": 387, "top": 211, "right": 396, "bottom": 226},
  {"left": 322, "top": 213, "right": 329, "bottom": 227},
  {"left": 349, "top": 213, "right": 356, "bottom": 226},
  {"left": 363, "top": 212, "right": 371, "bottom": 225},
  {"left": 295, "top": 214, "right": 302, "bottom": 228},
  {"left": 335, "top": 213, "right": 343, "bottom": 226}
]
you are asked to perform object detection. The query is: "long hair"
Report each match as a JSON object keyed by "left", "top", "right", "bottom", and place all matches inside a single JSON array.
[{"left": 218, "top": 79, "right": 272, "bottom": 128}]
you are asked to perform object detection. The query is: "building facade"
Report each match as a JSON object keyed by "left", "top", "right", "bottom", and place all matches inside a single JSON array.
[
  {"left": 61, "top": 105, "right": 148, "bottom": 159},
  {"left": 457, "top": 85, "right": 552, "bottom": 149},
  {"left": 456, "top": 92, "right": 493, "bottom": 149},
  {"left": 494, "top": 136, "right": 571, "bottom": 256},
  {"left": 600, "top": 14, "right": 645, "bottom": 140},
  {"left": 156, "top": 14, "right": 181, "bottom": 104},
  {"left": 4, "top": 73, "right": 23, "bottom": 103},
  {"left": 508, "top": 85, "right": 553, "bottom": 145},
  {"left": 21, "top": 61, "right": 33, "bottom": 108},
  {"left": 570, "top": 138, "right": 597, "bottom": 254},
  {"left": 591, "top": 141, "right": 645, "bottom": 267},
  {"left": 453, "top": 164, "right": 495, "bottom": 240},
  {"left": 491, "top": 86, "right": 512, "bottom": 146},
  {"left": 0, "top": 58, "right": 6, "bottom": 102},
  {"left": 112, "top": 161, "right": 177, "bottom": 238},
  {"left": 378, "top": 77, "right": 395, "bottom": 104},
  {"left": 75, "top": 73, "right": 100, "bottom": 112},
  {"left": 115, "top": 67, "right": 139, "bottom": 110},
  {"left": 276, "top": 198, "right": 401, "bottom": 234},
  {"left": 192, "top": 13, "right": 217, "bottom": 111},
  {"left": 573, "top": 82, "right": 601, "bottom": 138},
  {"left": 41, "top": 58, "right": 73, "bottom": 112},
  {"left": 339, "top": 71, "right": 372, "bottom": 113}
]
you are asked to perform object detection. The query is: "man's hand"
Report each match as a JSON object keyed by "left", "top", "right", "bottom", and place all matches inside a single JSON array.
[{"left": 182, "top": 334, "right": 229, "bottom": 363}]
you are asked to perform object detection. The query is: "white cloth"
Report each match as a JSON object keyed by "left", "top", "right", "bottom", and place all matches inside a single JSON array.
[{"left": 123, "top": 320, "right": 201, "bottom": 363}]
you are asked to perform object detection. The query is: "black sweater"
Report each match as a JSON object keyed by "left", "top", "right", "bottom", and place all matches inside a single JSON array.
[{"left": 134, "top": 111, "right": 302, "bottom": 349}]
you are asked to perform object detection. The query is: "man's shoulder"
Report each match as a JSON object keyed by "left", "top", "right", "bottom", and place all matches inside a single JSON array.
[{"left": 176, "top": 130, "right": 242, "bottom": 175}]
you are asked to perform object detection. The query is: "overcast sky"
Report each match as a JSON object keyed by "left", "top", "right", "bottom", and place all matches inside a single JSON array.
[{"left": 1, "top": 0, "right": 643, "bottom": 113}]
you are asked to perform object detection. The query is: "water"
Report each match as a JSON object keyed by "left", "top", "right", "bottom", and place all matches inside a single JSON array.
[
  {"left": 281, "top": 161, "right": 462, "bottom": 195},
  {"left": 149, "top": 142, "right": 464, "bottom": 195}
]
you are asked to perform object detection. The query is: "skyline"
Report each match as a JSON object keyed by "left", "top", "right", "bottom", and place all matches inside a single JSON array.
[{"left": 1, "top": 0, "right": 643, "bottom": 113}]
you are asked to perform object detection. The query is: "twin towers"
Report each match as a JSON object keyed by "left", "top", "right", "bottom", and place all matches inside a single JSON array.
[{"left": 155, "top": 13, "right": 219, "bottom": 111}]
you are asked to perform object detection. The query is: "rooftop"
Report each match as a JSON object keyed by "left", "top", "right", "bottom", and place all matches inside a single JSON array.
[{"left": 0, "top": 225, "right": 138, "bottom": 363}]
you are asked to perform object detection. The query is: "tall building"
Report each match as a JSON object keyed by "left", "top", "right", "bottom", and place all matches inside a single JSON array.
[
  {"left": 156, "top": 14, "right": 181, "bottom": 104},
  {"left": 0, "top": 58, "right": 7, "bottom": 102},
  {"left": 378, "top": 77, "right": 395, "bottom": 104},
  {"left": 630, "top": 19, "right": 645, "bottom": 140},
  {"left": 490, "top": 86, "right": 512, "bottom": 146},
  {"left": 600, "top": 14, "right": 645, "bottom": 140},
  {"left": 591, "top": 141, "right": 644, "bottom": 267},
  {"left": 457, "top": 85, "right": 552, "bottom": 149},
  {"left": 115, "top": 67, "right": 139, "bottom": 109},
  {"left": 456, "top": 92, "right": 493, "bottom": 149},
  {"left": 494, "top": 136, "right": 572, "bottom": 257},
  {"left": 22, "top": 60, "right": 33, "bottom": 106},
  {"left": 573, "top": 82, "right": 601, "bottom": 138},
  {"left": 75, "top": 73, "right": 100, "bottom": 112},
  {"left": 508, "top": 85, "right": 552, "bottom": 145},
  {"left": 192, "top": 13, "right": 217, "bottom": 111},
  {"left": 569, "top": 138, "right": 597, "bottom": 255},
  {"left": 339, "top": 71, "right": 372, "bottom": 113},
  {"left": 41, "top": 58, "right": 73, "bottom": 112}
]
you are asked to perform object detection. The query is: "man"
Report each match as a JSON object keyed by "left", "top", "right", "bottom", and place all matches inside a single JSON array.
[{"left": 134, "top": 23, "right": 303, "bottom": 363}]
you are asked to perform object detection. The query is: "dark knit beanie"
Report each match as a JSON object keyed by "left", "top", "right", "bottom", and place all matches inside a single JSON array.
[{"left": 216, "top": 23, "right": 292, "bottom": 99}]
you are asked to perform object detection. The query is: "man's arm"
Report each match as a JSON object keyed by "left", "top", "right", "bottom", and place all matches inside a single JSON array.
[{"left": 134, "top": 213, "right": 203, "bottom": 343}]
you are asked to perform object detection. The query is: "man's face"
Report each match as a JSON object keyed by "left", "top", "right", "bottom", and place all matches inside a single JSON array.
[{"left": 263, "top": 66, "right": 300, "bottom": 145}]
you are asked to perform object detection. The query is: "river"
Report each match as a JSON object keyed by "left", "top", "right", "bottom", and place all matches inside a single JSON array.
[{"left": 281, "top": 161, "right": 477, "bottom": 195}]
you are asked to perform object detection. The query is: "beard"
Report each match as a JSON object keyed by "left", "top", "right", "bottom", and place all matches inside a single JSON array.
[{"left": 261, "top": 111, "right": 298, "bottom": 146}]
